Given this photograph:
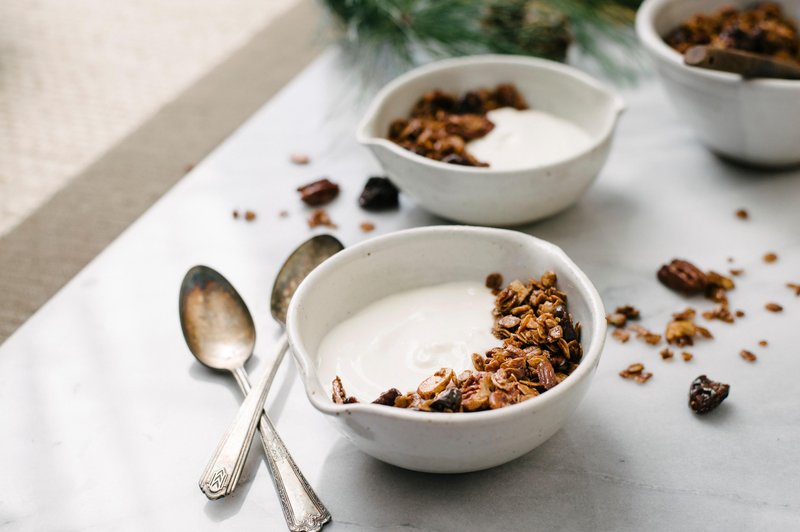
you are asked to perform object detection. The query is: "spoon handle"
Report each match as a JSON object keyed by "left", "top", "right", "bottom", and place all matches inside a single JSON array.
[
  {"left": 199, "top": 347, "right": 279, "bottom": 499},
  {"left": 233, "top": 335, "right": 332, "bottom": 532}
]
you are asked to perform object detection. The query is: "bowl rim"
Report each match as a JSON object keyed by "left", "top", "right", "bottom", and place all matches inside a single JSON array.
[
  {"left": 286, "top": 225, "right": 607, "bottom": 425},
  {"left": 355, "top": 54, "right": 626, "bottom": 175},
  {"left": 636, "top": 0, "right": 800, "bottom": 88}
]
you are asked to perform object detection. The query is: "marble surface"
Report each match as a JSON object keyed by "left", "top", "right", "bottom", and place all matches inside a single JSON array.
[{"left": 2, "top": 49, "right": 800, "bottom": 531}]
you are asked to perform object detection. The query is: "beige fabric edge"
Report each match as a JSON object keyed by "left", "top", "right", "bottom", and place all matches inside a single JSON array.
[{"left": 0, "top": 0, "right": 324, "bottom": 343}]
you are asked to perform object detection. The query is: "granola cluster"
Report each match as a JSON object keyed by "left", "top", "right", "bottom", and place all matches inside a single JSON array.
[
  {"left": 664, "top": 2, "right": 800, "bottom": 64},
  {"left": 332, "top": 271, "right": 582, "bottom": 412},
  {"left": 387, "top": 84, "right": 528, "bottom": 167}
]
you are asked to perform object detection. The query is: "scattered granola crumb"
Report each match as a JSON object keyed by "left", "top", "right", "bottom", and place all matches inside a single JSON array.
[
  {"left": 606, "top": 313, "right": 627, "bottom": 328},
  {"left": 629, "top": 324, "right": 662, "bottom": 345},
  {"left": 758, "top": 340, "right": 768, "bottom": 347},
  {"left": 765, "top": 302, "right": 783, "bottom": 313},
  {"left": 682, "top": 351, "right": 694, "bottom": 362},
  {"left": 619, "top": 363, "right": 652, "bottom": 384},
  {"left": 787, "top": 283, "right": 800, "bottom": 296},
  {"left": 702, "top": 304, "right": 735, "bottom": 323},
  {"left": 359, "top": 221, "right": 375, "bottom": 233},
  {"left": 735, "top": 309, "right": 745, "bottom": 318},
  {"left": 232, "top": 210, "right": 239, "bottom": 219},
  {"left": 666, "top": 308, "right": 713, "bottom": 346},
  {"left": 729, "top": 268, "right": 744, "bottom": 276},
  {"left": 735, "top": 208, "right": 748, "bottom": 220},
  {"left": 740, "top": 350, "right": 757, "bottom": 362},
  {"left": 308, "top": 208, "right": 337, "bottom": 229},
  {"left": 763, "top": 252, "right": 778, "bottom": 263},
  {"left": 290, "top": 153, "right": 310, "bottom": 165},
  {"left": 244, "top": 210, "right": 256, "bottom": 222},
  {"left": 616, "top": 305, "right": 640, "bottom": 320},
  {"left": 278, "top": 210, "right": 289, "bottom": 218},
  {"left": 660, "top": 347, "right": 674, "bottom": 360},
  {"left": 612, "top": 329, "right": 631, "bottom": 343}
]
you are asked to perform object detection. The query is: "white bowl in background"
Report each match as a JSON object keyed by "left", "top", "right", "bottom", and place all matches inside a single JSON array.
[
  {"left": 286, "top": 226, "right": 607, "bottom": 473},
  {"left": 356, "top": 55, "right": 625, "bottom": 226},
  {"left": 637, "top": 0, "right": 800, "bottom": 167}
]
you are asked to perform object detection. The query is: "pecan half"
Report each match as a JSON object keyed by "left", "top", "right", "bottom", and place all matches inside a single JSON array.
[{"left": 657, "top": 259, "right": 708, "bottom": 294}]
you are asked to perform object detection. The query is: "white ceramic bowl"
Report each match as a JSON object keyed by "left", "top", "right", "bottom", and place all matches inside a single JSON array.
[
  {"left": 637, "top": 0, "right": 800, "bottom": 167},
  {"left": 356, "top": 55, "right": 625, "bottom": 227},
  {"left": 286, "top": 226, "right": 606, "bottom": 473}
]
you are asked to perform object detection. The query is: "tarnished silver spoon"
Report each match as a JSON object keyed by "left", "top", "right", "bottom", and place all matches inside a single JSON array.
[{"left": 180, "top": 234, "right": 343, "bottom": 531}]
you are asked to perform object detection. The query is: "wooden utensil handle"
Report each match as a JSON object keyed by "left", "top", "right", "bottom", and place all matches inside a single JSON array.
[{"left": 684, "top": 45, "right": 800, "bottom": 80}]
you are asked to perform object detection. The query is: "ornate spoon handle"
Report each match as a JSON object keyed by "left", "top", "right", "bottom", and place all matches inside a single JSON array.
[
  {"left": 199, "top": 355, "right": 275, "bottom": 499},
  {"left": 233, "top": 336, "right": 331, "bottom": 532}
]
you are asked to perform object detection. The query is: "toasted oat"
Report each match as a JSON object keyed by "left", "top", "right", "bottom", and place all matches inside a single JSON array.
[
  {"left": 629, "top": 324, "right": 662, "bottom": 345},
  {"left": 660, "top": 348, "right": 674, "bottom": 360},
  {"left": 682, "top": 351, "right": 693, "bottom": 362},
  {"left": 612, "top": 329, "right": 631, "bottom": 343},
  {"left": 290, "top": 153, "right": 310, "bottom": 165},
  {"left": 729, "top": 268, "right": 744, "bottom": 276},
  {"left": 308, "top": 208, "right": 337, "bottom": 229},
  {"left": 765, "top": 302, "right": 783, "bottom": 313},
  {"left": 758, "top": 340, "right": 768, "bottom": 347},
  {"left": 735, "top": 209, "right": 749, "bottom": 220},
  {"left": 763, "top": 252, "right": 778, "bottom": 263},
  {"left": 360, "top": 221, "right": 375, "bottom": 233}
]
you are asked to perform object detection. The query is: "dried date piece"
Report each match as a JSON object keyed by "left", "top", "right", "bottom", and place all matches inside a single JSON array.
[
  {"left": 297, "top": 178, "right": 339, "bottom": 207},
  {"left": 430, "top": 388, "right": 462, "bottom": 412},
  {"left": 689, "top": 375, "right": 730, "bottom": 415},
  {"left": 359, "top": 177, "right": 399, "bottom": 211},
  {"left": 658, "top": 259, "right": 708, "bottom": 294},
  {"left": 373, "top": 388, "right": 402, "bottom": 406}
]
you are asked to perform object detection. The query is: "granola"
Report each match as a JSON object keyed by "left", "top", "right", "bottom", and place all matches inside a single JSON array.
[
  {"left": 332, "top": 271, "right": 582, "bottom": 412},
  {"left": 387, "top": 84, "right": 528, "bottom": 167}
]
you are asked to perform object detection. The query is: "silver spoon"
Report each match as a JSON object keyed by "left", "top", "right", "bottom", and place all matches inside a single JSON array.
[{"left": 180, "top": 235, "right": 343, "bottom": 531}]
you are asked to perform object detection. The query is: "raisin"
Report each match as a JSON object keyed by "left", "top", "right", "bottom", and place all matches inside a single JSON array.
[
  {"left": 430, "top": 388, "right": 462, "bottom": 412},
  {"left": 358, "top": 177, "right": 399, "bottom": 210},
  {"left": 689, "top": 375, "right": 730, "bottom": 414}
]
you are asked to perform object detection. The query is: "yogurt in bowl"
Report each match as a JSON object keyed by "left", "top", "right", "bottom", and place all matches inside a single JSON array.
[
  {"left": 356, "top": 55, "right": 625, "bottom": 226},
  {"left": 286, "top": 226, "right": 607, "bottom": 473}
]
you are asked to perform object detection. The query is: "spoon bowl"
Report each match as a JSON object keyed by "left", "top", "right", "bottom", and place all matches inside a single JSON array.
[{"left": 179, "top": 266, "right": 255, "bottom": 371}]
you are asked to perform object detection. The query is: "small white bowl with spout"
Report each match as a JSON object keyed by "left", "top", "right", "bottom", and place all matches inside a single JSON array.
[
  {"left": 356, "top": 55, "right": 625, "bottom": 227},
  {"left": 286, "top": 226, "right": 607, "bottom": 473}
]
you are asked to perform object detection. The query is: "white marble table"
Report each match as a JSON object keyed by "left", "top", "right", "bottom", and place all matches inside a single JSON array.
[{"left": 2, "top": 50, "right": 799, "bottom": 531}]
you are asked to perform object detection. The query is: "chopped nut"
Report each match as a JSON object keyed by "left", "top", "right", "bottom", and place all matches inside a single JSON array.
[
  {"left": 244, "top": 210, "right": 256, "bottom": 221},
  {"left": 689, "top": 375, "right": 730, "bottom": 415},
  {"left": 332, "top": 376, "right": 358, "bottom": 404},
  {"left": 660, "top": 347, "right": 674, "bottom": 360},
  {"left": 657, "top": 259, "right": 708, "bottom": 294},
  {"left": 307, "top": 208, "right": 337, "bottom": 229},
  {"left": 763, "top": 252, "right": 778, "bottom": 263},
  {"left": 359, "top": 221, "right": 375, "bottom": 233},
  {"left": 612, "top": 328, "right": 631, "bottom": 343},
  {"left": 758, "top": 340, "right": 768, "bottom": 347},
  {"left": 417, "top": 368, "right": 455, "bottom": 399},
  {"left": 297, "top": 178, "right": 340, "bottom": 207},
  {"left": 290, "top": 153, "right": 310, "bottom": 165},
  {"left": 735, "top": 208, "right": 749, "bottom": 220},
  {"left": 682, "top": 351, "right": 693, "bottom": 362},
  {"left": 666, "top": 311, "right": 713, "bottom": 347},
  {"left": 740, "top": 350, "right": 757, "bottom": 362},
  {"left": 765, "top": 302, "right": 783, "bottom": 313},
  {"left": 702, "top": 304, "right": 735, "bottom": 323}
]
